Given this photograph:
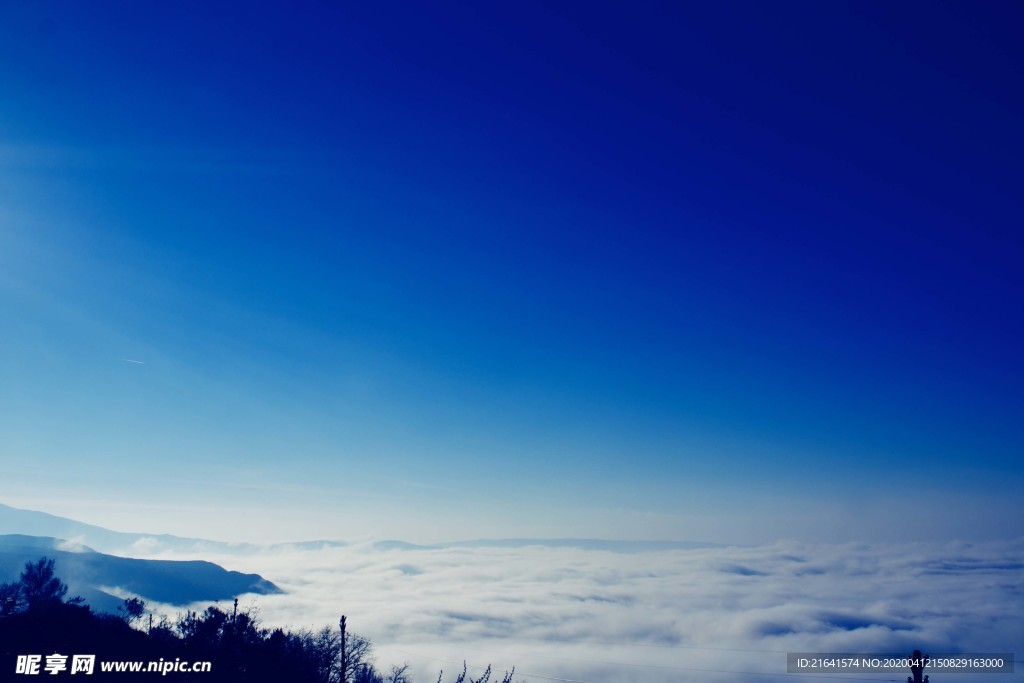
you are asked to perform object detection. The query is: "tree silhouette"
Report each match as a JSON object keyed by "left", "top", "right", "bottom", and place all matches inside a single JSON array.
[
  {"left": 437, "top": 663, "right": 516, "bottom": 683},
  {"left": 118, "top": 596, "right": 147, "bottom": 625},
  {"left": 385, "top": 663, "right": 411, "bottom": 683},
  {"left": 18, "top": 557, "right": 69, "bottom": 609},
  {"left": 0, "top": 580, "right": 22, "bottom": 615}
]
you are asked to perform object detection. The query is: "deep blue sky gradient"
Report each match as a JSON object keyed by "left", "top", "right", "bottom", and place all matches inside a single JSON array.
[{"left": 1, "top": 1, "right": 1022, "bottom": 541}]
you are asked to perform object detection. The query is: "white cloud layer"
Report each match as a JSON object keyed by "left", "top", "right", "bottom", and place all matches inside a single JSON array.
[{"left": 132, "top": 539, "right": 1024, "bottom": 683}]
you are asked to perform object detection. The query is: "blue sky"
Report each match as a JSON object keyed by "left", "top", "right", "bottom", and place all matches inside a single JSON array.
[{"left": 1, "top": 1, "right": 1021, "bottom": 543}]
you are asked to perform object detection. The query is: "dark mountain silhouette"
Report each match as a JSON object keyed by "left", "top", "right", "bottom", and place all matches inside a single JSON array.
[{"left": 0, "top": 535, "right": 280, "bottom": 613}]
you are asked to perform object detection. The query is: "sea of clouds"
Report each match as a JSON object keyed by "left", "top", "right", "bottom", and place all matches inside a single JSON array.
[{"left": 126, "top": 539, "right": 1023, "bottom": 683}]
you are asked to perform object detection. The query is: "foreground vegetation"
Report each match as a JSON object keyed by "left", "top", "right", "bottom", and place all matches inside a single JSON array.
[{"left": 1, "top": 557, "right": 515, "bottom": 683}]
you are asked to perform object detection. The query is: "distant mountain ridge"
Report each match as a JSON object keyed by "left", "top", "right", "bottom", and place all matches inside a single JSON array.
[
  {"left": 373, "top": 538, "right": 724, "bottom": 552},
  {"left": 1, "top": 503, "right": 723, "bottom": 557},
  {"left": 0, "top": 503, "right": 346, "bottom": 555},
  {"left": 0, "top": 503, "right": 221, "bottom": 553},
  {"left": 0, "top": 534, "right": 281, "bottom": 614}
]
